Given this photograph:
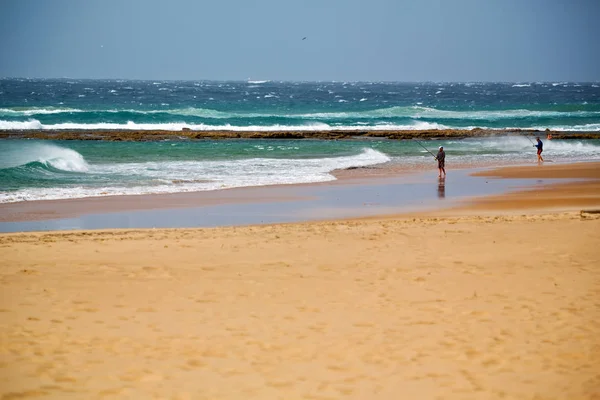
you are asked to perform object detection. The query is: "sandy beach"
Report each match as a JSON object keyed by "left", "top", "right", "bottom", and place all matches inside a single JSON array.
[{"left": 1, "top": 162, "right": 600, "bottom": 399}]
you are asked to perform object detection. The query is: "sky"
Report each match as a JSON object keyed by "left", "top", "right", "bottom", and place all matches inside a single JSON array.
[{"left": 0, "top": 0, "right": 599, "bottom": 82}]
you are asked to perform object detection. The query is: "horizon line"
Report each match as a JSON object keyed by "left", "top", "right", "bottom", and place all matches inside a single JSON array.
[{"left": 1, "top": 77, "right": 599, "bottom": 84}]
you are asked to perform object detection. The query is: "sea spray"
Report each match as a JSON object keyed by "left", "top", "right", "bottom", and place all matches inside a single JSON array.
[{"left": 0, "top": 141, "right": 89, "bottom": 172}]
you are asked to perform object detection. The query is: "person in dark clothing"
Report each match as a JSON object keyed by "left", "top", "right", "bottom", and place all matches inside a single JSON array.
[
  {"left": 436, "top": 146, "right": 446, "bottom": 177},
  {"left": 534, "top": 137, "right": 544, "bottom": 162}
]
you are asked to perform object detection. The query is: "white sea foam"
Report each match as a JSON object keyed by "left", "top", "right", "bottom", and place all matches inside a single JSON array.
[
  {"left": 46, "top": 156, "right": 89, "bottom": 172},
  {"left": 540, "top": 138, "right": 600, "bottom": 155},
  {"left": 0, "top": 107, "right": 84, "bottom": 116},
  {"left": 512, "top": 83, "right": 531, "bottom": 87},
  {"left": 447, "top": 136, "right": 600, "bottom": 155},
  {"left": 30, "top": 120, "right": 443, "bottom": 131},
  {"left": 0, "top": 107, "right": 235, "bottom": 119},
  {"left": 294, "top": 106, "right": 600, "bottom": 121},
  {"left": 0, "top": 148, "right": 390, "bottom": 203},
  {"left": 523, "top": 123, "right": 600, "bottom": 132},
  {"left": 1, "top": 117, "right": 599, "bottom": 132},
  {"left": 413, "top": 136, "right": 600, "bottom": 168},
  {"left": 0, "top": 120, "right": 44, "bottom": 129}
]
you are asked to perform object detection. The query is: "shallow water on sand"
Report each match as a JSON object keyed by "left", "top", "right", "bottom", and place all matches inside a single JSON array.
[{"left": 0, "top": 168, "right": 572, "bottom": 232}]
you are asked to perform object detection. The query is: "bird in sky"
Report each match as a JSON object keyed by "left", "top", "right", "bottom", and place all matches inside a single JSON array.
[{"left": 302, "top": 37, "right": 307, "bottom": 40}]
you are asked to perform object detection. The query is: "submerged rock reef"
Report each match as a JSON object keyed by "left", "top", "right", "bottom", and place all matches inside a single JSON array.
[{"left": 1, "top": 128, "right": 599, "bottom": 141}]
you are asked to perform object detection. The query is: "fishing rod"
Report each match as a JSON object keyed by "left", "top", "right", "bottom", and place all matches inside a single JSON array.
[
  {"left": 414, "top": 139, "right": 438, "bottom": 159},
  {"left": 524, "top": 134, "right": 536, "bottom": 145}
]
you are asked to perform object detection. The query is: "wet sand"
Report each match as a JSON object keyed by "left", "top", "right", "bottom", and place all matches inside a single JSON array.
[
  {"left": 447, "top": 161, "right": 600, "bottom": 214},
  {"left": 472, "top": 161, "right": 600, "bottom": 180},
  {"left": 1, "top": 162, "right": 600, "bottom": 399}
]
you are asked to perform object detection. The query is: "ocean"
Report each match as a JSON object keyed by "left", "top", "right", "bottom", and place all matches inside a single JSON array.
[
  {"left": 1, "top": 79, "right": 600, "bottom": 132},
  {"left": 1, "top": 79, "right": 600, "bottom": 203}
]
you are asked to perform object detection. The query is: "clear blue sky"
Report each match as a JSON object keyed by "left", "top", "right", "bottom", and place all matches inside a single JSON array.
[{"left": 0, "top": 0, "right": 598, "bottom": 82}]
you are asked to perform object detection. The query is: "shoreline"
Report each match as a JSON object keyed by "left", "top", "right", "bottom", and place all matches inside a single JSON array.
[
  {"left": 0, "top": 158, "right": 471, "bottom": 223},
  {"left": 2, "top": 128, "right": 600, "bottom": 141},
  {"left": 1, "top": 161, "right": 599, "bottom": 230}
]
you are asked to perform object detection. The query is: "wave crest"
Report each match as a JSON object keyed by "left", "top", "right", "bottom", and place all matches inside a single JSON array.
[
  {"left": 0, "top": 142, "right": 89, "bottom": 172},
  {"left": 2, "top": 104, "right": 599, "bottom": 123}
]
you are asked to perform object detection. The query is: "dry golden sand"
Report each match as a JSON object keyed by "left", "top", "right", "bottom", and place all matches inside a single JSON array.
[{"left": 1, "top": 163, "right": 600, "bottom": 399}]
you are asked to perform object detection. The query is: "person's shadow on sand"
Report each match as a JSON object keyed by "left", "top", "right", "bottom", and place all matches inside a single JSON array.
[{"left": 437, "top": 176, "right": 446, "bottom": 199}]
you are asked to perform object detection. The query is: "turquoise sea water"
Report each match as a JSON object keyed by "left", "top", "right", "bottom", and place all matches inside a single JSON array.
[
  {"left": 1, "top": 79, "right": 600, "bottom": 203},
  {"left": 1, "top": 137, "right": 600, "bottom": 203}
]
